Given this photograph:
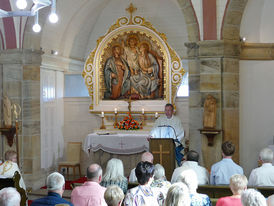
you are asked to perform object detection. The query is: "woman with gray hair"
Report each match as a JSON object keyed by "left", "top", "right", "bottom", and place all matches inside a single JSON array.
[
  {"left": 176, "top": 169, "right": 211, "bottom": 206},
  {"left": 241, "top": 189, "right": 267, "bottom": 206},
  {"left": 165, "top": 182, "right": 190, "bottom": 206},
  {"left": 216, "top": 174, "right": 247, "bottom": 206},
  {"left": 104, "top": 185, "right": 124, "bottom": 206},
  {"left": 100, "top": 158, "right": 128, "bottom": 194},
  {"left": 151, "top": 164, "right": 171, "bottom": 196}
]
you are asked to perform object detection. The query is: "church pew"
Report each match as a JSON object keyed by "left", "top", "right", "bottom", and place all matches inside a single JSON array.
[{"left": 197, "top": 185, "right": 274, "bottom": 198}]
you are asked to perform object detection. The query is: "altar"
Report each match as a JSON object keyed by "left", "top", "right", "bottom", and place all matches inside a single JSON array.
[
  {"left": 82, "top": 130, "right": 150, "bottom": 177},
  {"left": 83, "top": 131, "right": 149, "bottom": 154}
]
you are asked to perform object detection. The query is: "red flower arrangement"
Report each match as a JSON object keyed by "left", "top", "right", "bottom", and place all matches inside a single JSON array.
[{"left": 117, "top": 113, "right": 141, "bottom": 130}]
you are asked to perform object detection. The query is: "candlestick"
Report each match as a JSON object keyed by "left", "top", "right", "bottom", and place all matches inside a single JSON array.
[
  {"left": 101, "top": 111, "right": 104, "bottom": 117},
  {"left": 100, "top": 116, "right": 106, "bottom": 129},
  {"left": 114, "top": 113, "right": 119, "bottom": 128},
  {"left": 114, "top": 108, "right": 117, "bottom": 114},
  {"left": 142, "top": 108, "right": 145, "bottom": 114},
  {"left": 155, "top": 112, "right": 158, "bottom": 119}
]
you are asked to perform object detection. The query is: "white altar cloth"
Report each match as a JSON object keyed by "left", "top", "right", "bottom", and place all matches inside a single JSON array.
[{"left": 83, "top": 132, "right": 150, "bottom": 155}]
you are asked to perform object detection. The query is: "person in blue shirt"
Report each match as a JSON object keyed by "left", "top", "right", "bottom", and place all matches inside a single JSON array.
[
  {"left": 210, "top": 141, "right": 244, "bottom": 185},
  {"left": 31, "top": 172, "right": 73, "bottom": 206}
]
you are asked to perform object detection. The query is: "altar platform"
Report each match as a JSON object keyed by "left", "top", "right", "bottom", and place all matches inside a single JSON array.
[{"left": 82, "top": 129, "right": 151, "bottom": 177}]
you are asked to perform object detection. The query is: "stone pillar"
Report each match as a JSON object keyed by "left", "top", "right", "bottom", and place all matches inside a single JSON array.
[
  {"left": 186, "top": 40, "right": 240, "bottom": 170},
  {"left": 0, "top": 49, "right": 43, "bottom": 187}
]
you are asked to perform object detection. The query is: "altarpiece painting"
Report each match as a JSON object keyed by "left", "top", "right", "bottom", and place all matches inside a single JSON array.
[{"left": 82, "top": 4, "right": 185, "bottom": 112}]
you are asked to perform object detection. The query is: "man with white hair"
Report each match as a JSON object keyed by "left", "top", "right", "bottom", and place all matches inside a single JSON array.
[
  {"left": 241, "top": 189, "right": 267, "bottom": 206},
  {"left": 129, "top": 151, "right": 153, "bottom": 182},
  {"left": 248, "top": 147, "right": 274, "bottom": 186},
  {"left": 71, "top": 163, "right": 107, "bottom": 206},
  {"left": 31, "top": 172, "right": 73, "bottom": 206},
  {"left": 0, "top": 187, "right": 21, "bottom": 206}
]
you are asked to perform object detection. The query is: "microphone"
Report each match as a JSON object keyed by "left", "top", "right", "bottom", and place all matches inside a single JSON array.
[{"left": 157, "top": 125, "right": 177, "bottom": 139}]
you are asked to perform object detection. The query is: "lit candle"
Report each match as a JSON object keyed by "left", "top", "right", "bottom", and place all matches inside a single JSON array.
[
  {"left": 155, "top": 112, "right": 158, "bottom": 118},
  {"left": 142, "top": 108, "right": 145, "bottom": 114},
  {"left": 101, "top": 112, "right": 104, "bottom": 117},
  {"left": 114, "top": 108, "right": 117, "bottom": 114}
]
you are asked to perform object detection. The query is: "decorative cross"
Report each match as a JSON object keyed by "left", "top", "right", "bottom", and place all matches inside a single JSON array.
[
  {"left": 119, "top": 139, "right": 126, "bottom": 149},
  {"left": 152, "top": 144, "right": 170, "bottom": 165},
  {"left": 126, "top": 3, "right": 137, "bottom": 24}
]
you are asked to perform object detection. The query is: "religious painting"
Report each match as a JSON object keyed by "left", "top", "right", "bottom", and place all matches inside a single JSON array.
[
  {"left": 102, "top": 32, "right": 164, "bottom": 100},
  {"left": 83, "top": 4, "right": 184, "bottom": 112}
]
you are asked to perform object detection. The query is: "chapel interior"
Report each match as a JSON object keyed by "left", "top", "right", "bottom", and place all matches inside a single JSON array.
[{"left": 0, "top": 0, "right": 274, "bottom": 192}]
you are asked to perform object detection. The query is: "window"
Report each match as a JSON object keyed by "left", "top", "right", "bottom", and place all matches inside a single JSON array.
[
  {"left": 64, "top": 74, "right": 89, "bottom": 97},
  {"left": 177, "top": 71, "right": 189, "bottom": 97}
]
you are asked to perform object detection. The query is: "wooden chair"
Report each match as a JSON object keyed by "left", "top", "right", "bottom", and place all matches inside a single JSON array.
[{"left": 58, "top": 142, "right": 81, "bottom": 178}]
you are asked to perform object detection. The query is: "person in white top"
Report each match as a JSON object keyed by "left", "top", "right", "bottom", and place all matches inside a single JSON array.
[
  {"left": 129, "top": 152, "right": 153, "bottom": 183},
  {"left": 248, "top": 147, "right": 274, "bottom": 186},
  {"left": 171, "top": 150, "right": 209, "bottom": 184},
  {"left": 0, "top": 151, "right": 26, "bottom": 190},
  {"left": 150, "top": 103, "right": 185, "bottom": 166}
]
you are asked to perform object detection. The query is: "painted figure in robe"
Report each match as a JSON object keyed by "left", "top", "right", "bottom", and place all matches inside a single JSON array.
[
  {"left": 104, "top": 45, "right": 130, "bottom": 99},
  {"left": 130, "top": 42, "right": 159, "bottom": 99}
]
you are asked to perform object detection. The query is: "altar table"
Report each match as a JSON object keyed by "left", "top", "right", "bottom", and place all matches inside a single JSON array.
[
  {"left": 82, "top": 132, "right": 150, "bottom": 177},
  {"left": 83, "top": 132, "right": 150, "bottom": 154}
]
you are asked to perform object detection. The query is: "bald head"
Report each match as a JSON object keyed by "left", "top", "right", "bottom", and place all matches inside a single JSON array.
[
  {"left": 87, "top": 164, "right": 102, "bottom": 182},
  {"left": 141, "top": 152, "right": 153, "bottom": 163}
]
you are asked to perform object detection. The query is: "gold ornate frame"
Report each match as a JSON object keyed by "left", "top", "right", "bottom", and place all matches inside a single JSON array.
[{"left": 82, "top": 14, "right": 185, "bottom": 112}]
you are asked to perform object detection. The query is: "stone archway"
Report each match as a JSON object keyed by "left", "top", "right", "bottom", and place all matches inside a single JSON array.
[{"left": 177, "top": 0, "right": 200, "bottom": 42}]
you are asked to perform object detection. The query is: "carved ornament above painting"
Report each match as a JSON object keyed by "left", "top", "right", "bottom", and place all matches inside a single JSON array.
[{"left": 82, "top": 4, "right": 185, "bottom": 113}]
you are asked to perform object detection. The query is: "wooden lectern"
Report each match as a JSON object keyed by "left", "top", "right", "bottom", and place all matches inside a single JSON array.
[{"left": 149, "top": 138, "right": 175, "bottom": 181}]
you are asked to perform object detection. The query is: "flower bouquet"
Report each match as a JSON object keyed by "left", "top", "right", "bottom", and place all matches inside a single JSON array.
[{"left": 117, "top": 113, "right": 141, "bottom": 130}]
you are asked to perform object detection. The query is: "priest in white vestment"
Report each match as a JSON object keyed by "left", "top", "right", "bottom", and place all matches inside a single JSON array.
[
  {"left": 0, "top": 151, "right": 26, "bottom": 190},
  {"left": 150, "top": 103, "right": 185, "bottom": 166}
]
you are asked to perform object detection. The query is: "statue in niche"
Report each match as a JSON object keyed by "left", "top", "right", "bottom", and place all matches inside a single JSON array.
[
  {"left": 3, "top": 94, "right": 12, "bottom": 127},
  {"left": 203, "top": 95, "right": 217, "bottom": 129}
]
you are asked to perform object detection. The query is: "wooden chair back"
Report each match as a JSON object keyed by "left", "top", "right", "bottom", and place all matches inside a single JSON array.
[{"left": 66, "top": 142, "right": 81, "bottom": 163}]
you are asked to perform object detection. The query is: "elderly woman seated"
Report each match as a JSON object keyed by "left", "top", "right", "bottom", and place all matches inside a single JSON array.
[
  {"left": 241, "top": 189, "right": 266, "bottom": 206},
  {"left": 124, "top": 161, "right": 165, "bottom": 206},
  {"left": 100, "top": 158, "right": 128, "bottom": 194},
  {"left": 151, "top": 164, "right": 171, "bottom": 196},
  {"left": 216, "top": 174, "right": 247, "bottom": 206},
  {"left": 176, "top": 169, "right": 211, "bottom": 206},
  {"left": 165, "top": 182, "right": 190, "bottom": 206}
]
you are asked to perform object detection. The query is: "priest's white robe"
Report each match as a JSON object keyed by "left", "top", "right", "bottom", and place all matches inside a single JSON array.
[
  {"left": 0, "top": 160, "right": 26, "bottom": 190},
  {"left": 150, "top": 115, "right": 185, "bottom": 143}
]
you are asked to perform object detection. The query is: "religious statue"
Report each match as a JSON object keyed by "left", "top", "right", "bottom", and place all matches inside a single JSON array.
[
  {"left": 104, "top": 45, "right": 131, "bottom": 99},
  {"left": 130, "top": 41, "right": 159, "bottom": 99},
  {"left": 203, "top": 95, "right": 217, "bottom": 128},
  {"left": 3, "top": 94, "right": 12, "bottom": 127},
  {"left": 102, "top": 33, "right": 163, "bottom": 100},
  {"left": 12, "top": 103, "right": 21, "bottom": 121}
]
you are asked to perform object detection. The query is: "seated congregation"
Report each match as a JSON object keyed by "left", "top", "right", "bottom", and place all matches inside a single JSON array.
[{"left": 1, "top": 141, "right": 274, "bottom": 206}]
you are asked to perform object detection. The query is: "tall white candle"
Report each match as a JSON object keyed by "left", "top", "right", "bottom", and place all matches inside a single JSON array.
[
  {"left": 114, "top": 108, "right": 117, "bottom": 114},
  {"left": 101, "top": 111, "right": 104, "bottom": 117},
  {"left": 142, "top": 108, "right": 145, "bottom": 114},
  {"left": 155, "top": 112, "right": 158, "bottom": 118}
]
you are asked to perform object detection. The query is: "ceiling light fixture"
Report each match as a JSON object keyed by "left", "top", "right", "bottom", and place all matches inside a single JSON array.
[{"left": 0, "top": 0, "right": 58, "bottom": 33}]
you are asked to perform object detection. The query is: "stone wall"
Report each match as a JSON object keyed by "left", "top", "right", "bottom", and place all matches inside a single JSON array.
[
  {"left": 186, "top": 40, "right": 240, "bottom": 170},
  {"left": 0, "top": 49, "right": 44, "bottom": 189}
]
